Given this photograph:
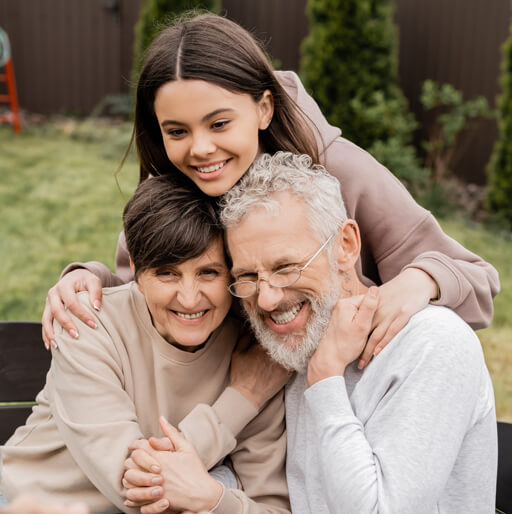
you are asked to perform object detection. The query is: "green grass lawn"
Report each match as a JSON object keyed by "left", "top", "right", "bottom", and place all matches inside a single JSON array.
[{"left": 1, "top": 121, "right": 511, "bottom": 420}]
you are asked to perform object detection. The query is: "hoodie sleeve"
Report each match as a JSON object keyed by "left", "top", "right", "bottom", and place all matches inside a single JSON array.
[{"left": 276, "top": 70, "right": 499, "bottom": 329}]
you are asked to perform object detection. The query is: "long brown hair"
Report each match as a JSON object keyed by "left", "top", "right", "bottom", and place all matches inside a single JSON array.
[{"left": 132, "top": 12, "right": 319, "bottom": 184}]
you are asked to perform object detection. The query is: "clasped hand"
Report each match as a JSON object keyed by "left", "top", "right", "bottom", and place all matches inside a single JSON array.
[{"left": 123, "top": 416, "right": 222, "bottom": 514}]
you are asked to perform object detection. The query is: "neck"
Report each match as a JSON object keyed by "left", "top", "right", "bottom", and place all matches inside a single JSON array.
[{"left": 338, "top": 269, "right": 368, "bottom": 299}]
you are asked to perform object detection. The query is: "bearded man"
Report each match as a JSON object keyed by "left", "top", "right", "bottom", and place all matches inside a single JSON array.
[{"left": 219, "top": 152, "right": 497, "bottom": 514}]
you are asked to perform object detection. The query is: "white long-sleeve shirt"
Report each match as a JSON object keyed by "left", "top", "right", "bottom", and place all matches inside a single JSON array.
[{"left": 286, "top": 305, "right": 497, "bottom": 514}]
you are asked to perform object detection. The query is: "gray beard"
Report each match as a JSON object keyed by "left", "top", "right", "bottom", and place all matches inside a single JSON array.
[{"left": 245, "top": 282, "right": 340, "bottom": 373}]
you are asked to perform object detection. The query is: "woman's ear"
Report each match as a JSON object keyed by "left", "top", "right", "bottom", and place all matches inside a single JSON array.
[
  {"left": 258, "top": 90, "right": 274, "bottom": 130},
  {"left": 334, "top": 220, "right": 361, "bottom": 271},
  {"left": 130, "top": 259, "right": 143, "bottom": 293}
]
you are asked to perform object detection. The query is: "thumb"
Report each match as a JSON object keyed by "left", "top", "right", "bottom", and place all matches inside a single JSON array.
[{"left": 159, "top": 415, "right": 189, "bottom": 451}]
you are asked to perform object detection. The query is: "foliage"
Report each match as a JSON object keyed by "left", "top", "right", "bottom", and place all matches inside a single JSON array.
[
  {"left": 420, "top": 80, "right": 493, "bottom": 182},
  {"left": 300, "top": 0, "right": 425, "bottom": 189},
  {"left": 132, "top": 0, "right": 220, "bottom": 81},
  {"left": 487, "top": 14, "right": 512, "bottom": 229}
]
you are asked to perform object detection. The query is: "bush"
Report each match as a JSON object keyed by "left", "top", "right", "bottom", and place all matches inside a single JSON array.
[
  {"left": 487, "top": 15, "right": 512, "bottom": 229},
  {"left": 132, "top": 0, "right": 220, "bottom": 80},
  {"left": 300, "top": 0, "right": 425, "bottom": 189}
]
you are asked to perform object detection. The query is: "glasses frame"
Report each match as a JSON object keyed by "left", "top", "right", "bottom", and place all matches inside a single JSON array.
[{"left": 228, "top": 233, "right": 335, "bottom": 298}]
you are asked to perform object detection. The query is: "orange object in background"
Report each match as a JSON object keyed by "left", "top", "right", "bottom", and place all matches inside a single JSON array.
[{"left": 0, "top": 27, "right": 21, "bottom": 133}]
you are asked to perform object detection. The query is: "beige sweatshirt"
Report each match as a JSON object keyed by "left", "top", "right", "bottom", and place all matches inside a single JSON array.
[{"left": 0, "top": 283, "right": 289, "bottom": 514}]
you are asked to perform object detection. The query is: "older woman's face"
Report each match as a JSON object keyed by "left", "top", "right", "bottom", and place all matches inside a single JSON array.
[{"left": 136, "top": 237, "right": 232, "bottom": 350}]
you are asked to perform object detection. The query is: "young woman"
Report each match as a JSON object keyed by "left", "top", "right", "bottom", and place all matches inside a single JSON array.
[
  {"left": 41, "top": 14, "right": 499, "bottom": 359},
  {"left": 1, "top": 175, "right": 289, "bottom": 513}
]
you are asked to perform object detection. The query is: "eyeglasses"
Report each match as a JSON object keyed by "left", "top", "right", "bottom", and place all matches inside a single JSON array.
[{"left": 228, "top": 233, "right": 334, "bottom": 298}]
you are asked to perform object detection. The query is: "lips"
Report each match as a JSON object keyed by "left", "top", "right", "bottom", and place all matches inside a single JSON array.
[{"left": 265, "top": 301, "right": 309, "bottom": 335}]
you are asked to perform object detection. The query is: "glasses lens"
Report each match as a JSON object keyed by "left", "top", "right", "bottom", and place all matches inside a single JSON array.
[
  {"left": 270, "top": 268, "right": 301, "bottom": 287},
  {"left": 229, "top": 281, "right": 256, "bottom": 298}
]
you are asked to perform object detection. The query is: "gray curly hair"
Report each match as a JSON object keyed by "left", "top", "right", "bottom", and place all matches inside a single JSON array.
[{"left": 219, "top": 152, "right": 347, "bottom": 243}]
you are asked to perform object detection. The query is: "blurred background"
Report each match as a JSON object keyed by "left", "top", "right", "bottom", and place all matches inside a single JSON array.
[{"left": 0, "top": 0, "right": 510, "bottom": 420}]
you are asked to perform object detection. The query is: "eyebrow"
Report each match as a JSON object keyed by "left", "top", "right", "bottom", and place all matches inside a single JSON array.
[
  {"left": 231, "top": 257, "right": 300, "bottom": 277},
  {"left": 160, "top": 108, "right": 235, "bottom": 127}
]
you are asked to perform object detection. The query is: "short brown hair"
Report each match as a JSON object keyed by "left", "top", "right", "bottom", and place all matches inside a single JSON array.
[{"left": 123, "top": 175, "right": 222, "bottom": 278}]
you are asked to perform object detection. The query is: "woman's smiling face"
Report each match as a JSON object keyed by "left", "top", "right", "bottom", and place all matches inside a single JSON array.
[
  {"left": 154, "top": 79, "right": 273, "bottom": 197},
  {"left": 135, "top": 237, "right": 232, "bottom": 350}
]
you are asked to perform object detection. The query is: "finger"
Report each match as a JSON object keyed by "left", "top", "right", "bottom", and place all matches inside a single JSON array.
[
  {"left": 131, "top": 448, "right": 161, "bottom": 473},
  {"left": 124, "top": 457, "right": 139, "bottom": 470},
  {"left": 159, "top": 416, "right": 188, "bottom": 451},
  {"left": 129, "top": 438, "right": 152, "bottom": 451},
  {"left": 140, "top": 499, "right": 172, "bottom": 514},
  {"left": 149, "top": 435, "right": 174, "bottom": 451},
  {"left": 48, "top": 288, "right": 80, "bottom": 339},
  {"left": 124, "top": 467, "right": 163, "bottom": 487},
  {"left": 125, "top": 485, "right": 164, "bottom": 503},
  {"left": 41, "top": 301, "right": 56, "bottom": 350},
  {"left": 374, "top": 315, "right": 408, "bottom": 356},
  {"left": 355, "top": 287, "right": 379, "bottom": 324},
  {"left": 60, "top": 290, "right": 98, "bottom": 331},
  {"left": 85, "top": 275, "right": 103, "bottom": 312}
]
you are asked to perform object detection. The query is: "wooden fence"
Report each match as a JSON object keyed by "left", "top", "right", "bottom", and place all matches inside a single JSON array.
[{"left": 0, "top": 0, "right": 509, "bottom": 183}]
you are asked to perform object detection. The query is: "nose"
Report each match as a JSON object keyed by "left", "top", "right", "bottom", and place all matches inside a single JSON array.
[
  {"left": 190, "top": 130, "right": 216, "bottom": 158},
  {"left": 176, "top": 279, "right": 201, "bottom": 309},
  {"left": 256, "top": 280, "right": 285, "bottom": 313}
]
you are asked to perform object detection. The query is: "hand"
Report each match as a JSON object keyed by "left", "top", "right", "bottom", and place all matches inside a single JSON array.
[
  {"left": 357, "top": 268, "right": 438, "bottom": 368},
  {"left": 42, "top": 269, "right": 103, "bottom": 349},
  {"left": 307, "top": 287, "right": 379, "bottom": 386},
  {"left": 230, "top": 335, "right": 292, "bottom": 409},
  {"left": 124, "top": 417, "right": 223, "bottom": 513},
  {"left": 0, "top": 495, "right": 89, "bottom": 514}
]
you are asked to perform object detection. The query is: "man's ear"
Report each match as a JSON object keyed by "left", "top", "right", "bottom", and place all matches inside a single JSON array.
[
  {"left": 334, "top": 220, "right": 361, "bottom": 271},
  {"left": 257, "top": 90, "right": 274, "bottom": 130}
]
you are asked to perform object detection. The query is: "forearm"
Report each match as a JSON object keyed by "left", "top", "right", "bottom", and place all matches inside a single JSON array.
[{"left": 178, "top": 387, "right": 259, "bottom": 469}]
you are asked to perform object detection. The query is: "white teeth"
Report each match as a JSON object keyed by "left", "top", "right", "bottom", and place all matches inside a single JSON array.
[
  {"left": 174, "top": 310, "right": 206, "bottom": 320},
  {"left": 196, "top": 161, "right": 226, "bottom": 173},
  {"left": 270, "top": 303, "right": 303, "bottom": 325}
]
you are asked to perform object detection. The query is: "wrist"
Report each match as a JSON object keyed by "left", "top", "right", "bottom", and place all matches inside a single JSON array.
[
  {"left": 202, "top": 479, "right": 224, "bottom": 512},
  {"left": 307, "top": 361, "right": 347, "bottom": 387}
]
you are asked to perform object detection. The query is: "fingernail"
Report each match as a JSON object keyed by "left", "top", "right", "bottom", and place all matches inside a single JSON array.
[
  {"left": 152, "top": 486, "right": 162, "bottom": 497},
  {"left": 151, "top": 465, "right": 160, "bottom": 473},
  {"left": 369, "top": 287, "right": 378, "bottom": 297},
  {"left": 160, "top": 415, "right": 170, "bottom": 425},
  {"left": 152, "top": 476, "right": 162, "bottom": 485},
  {"left": 87, "top": 320, "right": 97, "bottom": 329},
  {"left": 357, "top": 359, "right": 366, "bottom": 370},
  {"left": 93, "top": 301, "right": 101, "bottom": 311},
  {"left": 374, "top": 347, "right": 382, "bottom": 356},
  {"left": 44, "top": 341, "right": 49, "bottom": 350},
  {"left": 51, "top": 339, "right": 58, "bottom": 349},
  {"left": 70, "top": 329, "right": 79, "bottom": 339},
  {"left": 158, "top": 500, "right": 169, "bottom": 509}
]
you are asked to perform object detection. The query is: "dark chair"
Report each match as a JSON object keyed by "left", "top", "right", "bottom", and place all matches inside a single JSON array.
[
  {"left": 497, "top": 421, "right": 512, "bottom": 514},
  {"left": 0, "top": 321, "right": 51, "bottom": 444}
]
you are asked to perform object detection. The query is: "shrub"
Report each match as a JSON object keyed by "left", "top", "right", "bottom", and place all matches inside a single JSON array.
[
  {"left": 300, "top": 0, "right": 425, "bottom": 189},
  {"left": 132, "top": 0, "right": 220, "bottom": 81},
  {"left": 487, "top": 14, "right": 512, "bottom": 229}
]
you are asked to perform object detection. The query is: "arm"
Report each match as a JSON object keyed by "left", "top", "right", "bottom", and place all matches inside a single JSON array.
[
  {"left": 179, "top": 342, "right": 290, "bottom": 469},
  {"left": 48, "top": 304, "right": 145, "bottom": 514},
  {"left": 125, "top": 393, "right": 290, "bottom": 514},
  {"left": 278, "top": 70, "right": 499, "bottom": 329},
  {"left": 306, "top": 308, "right": 496, "bottom": 512},
  {"left": 42, "top": 232, "right": 133, "bottom": 347}
]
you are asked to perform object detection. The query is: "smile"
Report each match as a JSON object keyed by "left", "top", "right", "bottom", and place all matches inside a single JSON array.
[
  {"left": 270, "top": 302, "right": 304, "bottom": 325},
  {"left": 173, "top": 310, "right": 207, "bottom": 319},
  {"left": 196, "top": 161, "right": 226, "bottom": 173}
]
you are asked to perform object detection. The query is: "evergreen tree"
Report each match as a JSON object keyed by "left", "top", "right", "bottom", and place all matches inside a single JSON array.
[
  {"left": 132, "top": 0, "right": 219, "bottom": 78},
  {"left": 300, "top": 0, "right": 425, "bottom": 188},
  {"left": 487, "top": 12, "right": 512, "bottom": 228}
]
